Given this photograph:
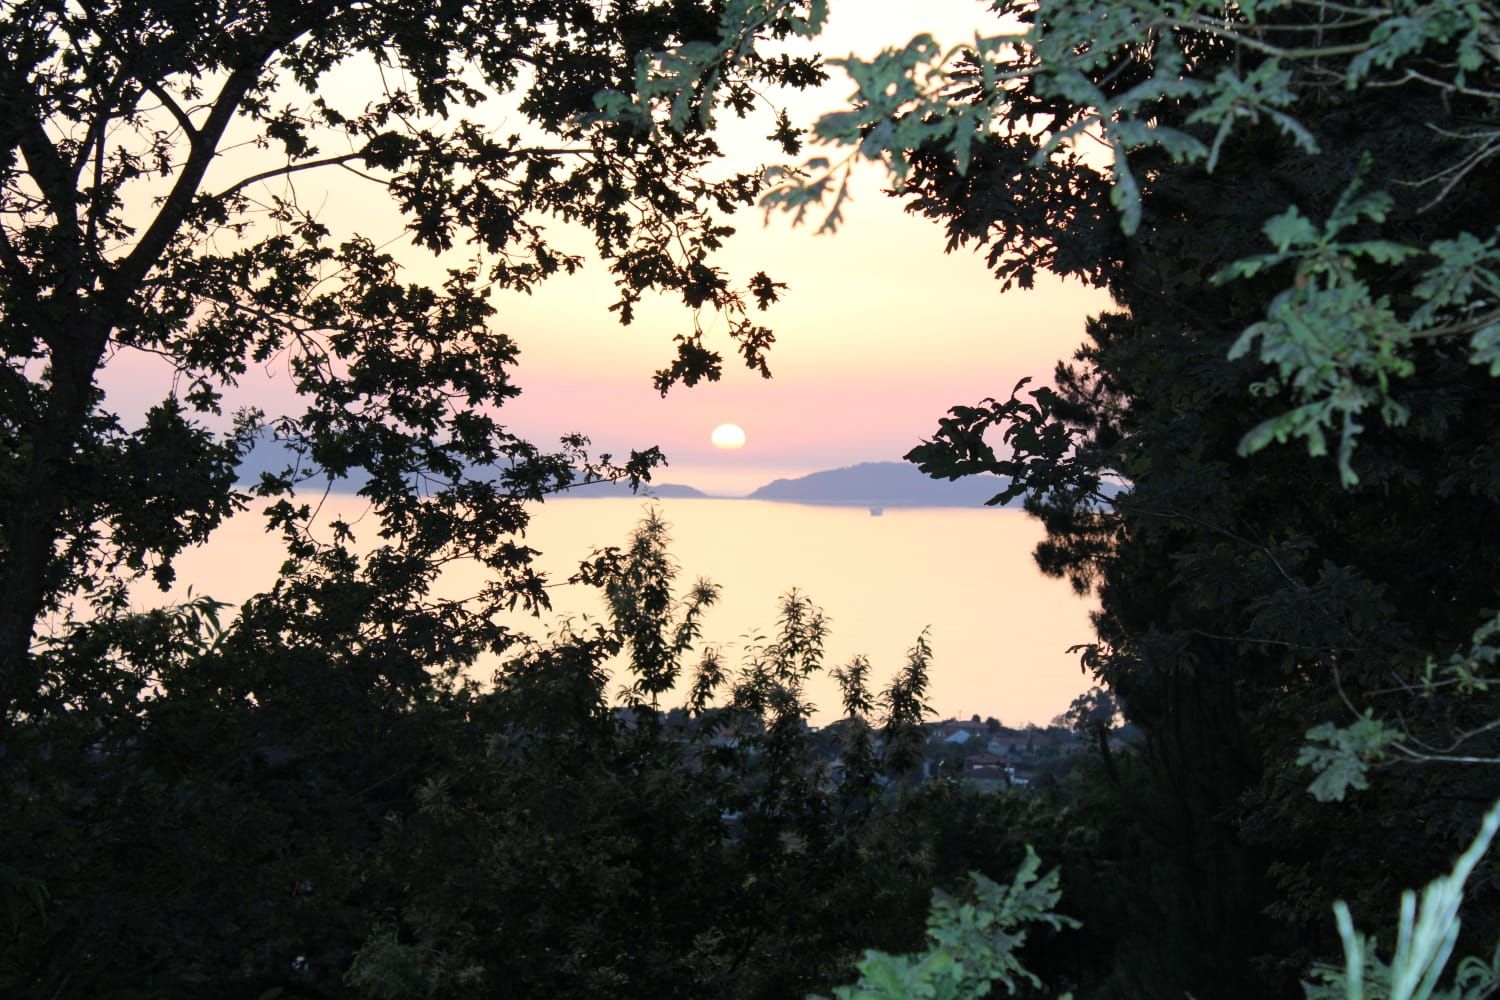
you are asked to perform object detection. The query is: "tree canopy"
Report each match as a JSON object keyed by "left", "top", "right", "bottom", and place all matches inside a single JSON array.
[
  {"left": 1, "top": 3, "right": 1050, "bottom": 996},
  {"left": 747, "top": 0, "right": 1500, "bottom": 994},
  {"left": 0, "top": 0, "right": 825, "bottom": 723},
  {"left": 5, "top": 1, "right": 1500, "bottom": 997}
]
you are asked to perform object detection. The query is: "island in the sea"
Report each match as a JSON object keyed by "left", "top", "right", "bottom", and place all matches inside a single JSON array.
[
  {"left": 558, "top": 461, "right": 1013, "bottom": 507},
  {"left": 742, "top": 462, "right": 1013, "bottom": 508},
  {"left": 553, "top": 478, "right": 708, "bottom": 499},
  {"left": 235, "top": 445, "right": 1014, "bottom": 509}
]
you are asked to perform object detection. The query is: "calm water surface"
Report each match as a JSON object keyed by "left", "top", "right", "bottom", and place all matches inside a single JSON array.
[{"left": 141, "top": 497, "right": 1095, "bottom": 726}]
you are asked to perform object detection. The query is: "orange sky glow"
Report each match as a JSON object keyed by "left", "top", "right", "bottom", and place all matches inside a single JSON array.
[
  {"left": 99, "top": 0, "right": 1111, "bottom": 496},
  {"left": 94, "top": 0, "right": 1109, "bottom": 724}
]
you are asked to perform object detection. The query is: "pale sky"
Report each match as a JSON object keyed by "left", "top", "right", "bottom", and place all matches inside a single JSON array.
[
  {"left": 497, "top": 0, "right": 1111, "bottom": 493},
  {"left": 101, "top": 0, "right": 1112, "bottom": 496}
]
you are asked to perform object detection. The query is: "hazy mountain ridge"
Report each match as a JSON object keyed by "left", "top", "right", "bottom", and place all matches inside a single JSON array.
[
  {"left": 232, "top": 441, "right": 706, "bottom": 498},
  {"left": 556, "top": 479, "right": 708, "bottom": 499},
  {"left": 747, "top": 462, "right": 1015, "bottom": 508},
  {"left": 235, "top": 446, "right": 1007, "bottom": 507}
]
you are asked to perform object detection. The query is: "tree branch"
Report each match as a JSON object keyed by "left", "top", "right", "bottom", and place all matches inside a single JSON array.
[
  {"left": 1397, "top": 716, "right": 1500, "bottom": 758},
  {"left": 0, "top": 223, "right": 28, "bottom": 281},
  {"left": 1406, "top": 307, "right": 1500, "bottom": 342},
  {"left": 110, "top": 3, "right": 341, "bottom": 307},
  {"left": 213, "top": 143, "right": 594, "bottom": 203},
  {"left": 0, "top": 363, "right": 39, "bottom": 430},
  {"left": 141, "top": 77, "right": 201, "bottom": 142},
  {"left": 211, "top": 150, "right": 370, "bottom": 202},
  {"left": 1188, "top": 627, "right": 1358, "bottom": 653},
  {"left": 0, "top": 64, "right": 81, "bottom": 237},
  {"left": 109, "top": 63, "right": 269, "bottom": 305},
  {"left": 86, "top": 106, "right": 106, "bottom": 249},
  {"left": 68, "top": 4, "right": 203, "bottom": 183}
]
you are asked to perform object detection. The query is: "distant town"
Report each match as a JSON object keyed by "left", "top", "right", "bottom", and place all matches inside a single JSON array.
[
  {"left": 615, "top": 707, "right": 1135, "bottom": 792},
  {"left": 901, "top": 716, "right": 1098, "bottom": 789}
]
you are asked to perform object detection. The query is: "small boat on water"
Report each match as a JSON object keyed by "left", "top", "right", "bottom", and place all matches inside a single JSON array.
[{"left": 869, "top": 505, "right": 884, "bottom": 517}]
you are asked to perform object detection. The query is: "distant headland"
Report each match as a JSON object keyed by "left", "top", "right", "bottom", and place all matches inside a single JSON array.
[
  {"left": 495, "top": 461, "right": 1017, "bottom": 507},
  {"left": 741, "top": 462, "right": 1014, "bottom": 508},
  {"left": 235, "top": 448, "right": 1016, "bottom": 509}
]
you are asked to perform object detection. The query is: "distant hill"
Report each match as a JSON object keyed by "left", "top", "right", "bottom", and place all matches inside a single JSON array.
[
  {"left": 233, "top": 441, "right": 348, "bottom": 491},
  {"left": 746, "top": 462, "right": 1015, "bottom": 508},
  {"left": 552, "top": 478, "right": 707, "bottom": 499},
  {"left": 234, "top": 443, "right": 1006, "bottom": 506},
  {"left": 233, "top": 440, "right": 705, "bottom": 498}
]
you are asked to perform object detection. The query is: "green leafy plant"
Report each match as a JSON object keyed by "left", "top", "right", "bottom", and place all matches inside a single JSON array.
[
  {"left": 814, "top": 846, "right": 1078, "bottom": 1000},
  {"left": 1305, "top": 798, "right": 1500, "bottom": 1000}
]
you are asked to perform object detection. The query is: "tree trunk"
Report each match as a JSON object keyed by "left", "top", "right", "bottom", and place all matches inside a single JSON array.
[{"left": 0, "top": 311, "right": 111, "bottom": 724}]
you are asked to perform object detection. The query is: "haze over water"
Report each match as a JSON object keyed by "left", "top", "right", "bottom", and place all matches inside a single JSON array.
[{"left": 134, "top": 496, "right": 1095, "bottom": 727}]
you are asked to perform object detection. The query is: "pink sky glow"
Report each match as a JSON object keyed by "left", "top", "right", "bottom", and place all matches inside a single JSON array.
[
  {"left": 91, "top": 0, "right": 1110, "bottom": 724},
  {"left": 98, "top": 0, "right": 1112, "bottom": 495}
]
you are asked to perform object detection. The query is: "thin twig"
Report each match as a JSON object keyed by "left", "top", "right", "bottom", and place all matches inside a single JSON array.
[{"left": 211, "top": 150, "right": 369, "bottom": 202}]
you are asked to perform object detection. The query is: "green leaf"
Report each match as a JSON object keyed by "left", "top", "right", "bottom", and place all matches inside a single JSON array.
[
  {"left": 1297, "top": 713, "right": 1400, "bottom": 802},
  {"left": 1262, "top": 206, "right": 1317, "bottom": 252},
  {"left": 1471, "top": 323, "right": 1500, "bottom": 376}
]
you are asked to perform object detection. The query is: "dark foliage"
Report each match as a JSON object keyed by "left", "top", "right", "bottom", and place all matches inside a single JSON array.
[
  {"left": 1, "top": 512, "right": 1034, "bottom": 997},
  {"left": 906, "top": 4, "right": 1500, "bottom": 997}
]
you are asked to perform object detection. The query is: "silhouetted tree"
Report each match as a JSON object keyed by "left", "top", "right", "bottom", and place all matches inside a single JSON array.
[{"left": 0, "top": 0, "right": 819, "bottom": 724}]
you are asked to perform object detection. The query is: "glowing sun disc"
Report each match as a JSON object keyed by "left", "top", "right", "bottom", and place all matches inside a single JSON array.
[{"left": 710, "top": 423, "right": 746, "bottom": 450}]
